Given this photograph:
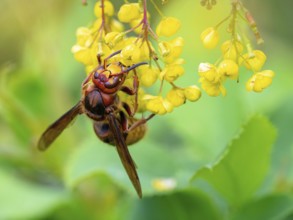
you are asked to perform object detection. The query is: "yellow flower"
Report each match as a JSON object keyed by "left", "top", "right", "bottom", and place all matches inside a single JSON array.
[
  {"left": 200, "top": 77, "right": 226, "bottom": 97},
  {"left": 104, "top": 32, "right": 124, "bottom": 49},
  {"left": 94, "top": 1, "right": 114, "bottom": 17},
  {"left": 200, "top": 27, "right": 219, "bottom": 49},
  {"left": 156, "top": 17, "right": 181, "bottom": 37},
  {"left": 151, "top": 178, "right": 177, "bottom": 191},
  {"left": 71, "top": 45, "right": 93, "bottom": 65},
  {"left": 118, "top": 3, "right": 141, "bottom": 23},
  {"left": 137, "top": 65, "right": 159, "bottom": 87},
  {"left": 221, "top": 40, "right": 244, "bottom": 61},
  {"left": 198, "top": 62, "right": 221, "bottom": 83},
  {"left": 218, "top": 60, "right": 239, "bottom": 80},
  {"left": 76, "top": 27, "right": 93, "bottom": 47},
  {"left": 120, "top": 43, "right": 142, "bottom": 65},
  {"left": 110, "top": 19, "right": 124, "bottom": 33},
  {"left": 166, "top": 88, "right": 186, "bottom": 107},
  {"left": 144, "top": 95, "right": 174, "bottom": 115},
  {"left": 160, "top": 64, "right": 185, "bottom": 82},
  {"left": 242, "top": 50, "right": 267, "bottom": 71},
  {"left": 246, "top": 70, "right": 275, "bottom": 92},
  {"left": 159, "top": 37, "right": 184, "bottom": 64},
  {"left": 184, "top": 86, "right": 201, "bottom": 102}
]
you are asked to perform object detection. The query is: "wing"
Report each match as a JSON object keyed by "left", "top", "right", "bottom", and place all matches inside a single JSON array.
[
  {"left": 37, "top": 101, "right": 83, "bottom": 151},
  {"left": 107, "top": 113, "right": 142, "bottom": 198}
]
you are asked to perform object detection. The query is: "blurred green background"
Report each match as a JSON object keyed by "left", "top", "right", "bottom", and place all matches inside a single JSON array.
[{"left": 0, "top": 0, "right": 293, "bottom": 219}]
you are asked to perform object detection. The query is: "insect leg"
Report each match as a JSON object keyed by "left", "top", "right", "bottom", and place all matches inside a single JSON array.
[
  {"left": 120, "top": 69, "right": 139, "bottom": 115},
  {"left": 126, "top": 113, "right": 155, "bottom": 133}
]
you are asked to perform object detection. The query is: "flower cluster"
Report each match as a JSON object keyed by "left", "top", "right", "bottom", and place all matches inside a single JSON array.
[
  {"left": 199, "top": 0, "right": 275, "bottom": 96},
  {"left": 200, "top": 0, "right": 217, "bottom": 10},
  {"left": 72, "top": 0, "right": 201, "bottom": 116}
]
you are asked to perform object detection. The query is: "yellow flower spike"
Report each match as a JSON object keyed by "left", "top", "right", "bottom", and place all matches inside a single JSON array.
[
  {"left": 94, "top": 1, "right": 114, "bottom": 17},
  {"left": 144, "top": 95, "right": 174, "bottom": 115},
  {"left": 160, "top": 64, "right": 185, "bottom": 82},
  {"left": 200, "top": 27, "right": 219, "bottom": 49},
  {"left": 218, "top": 60, "right": 239, "bottom": 80},
  {"left": 71, "top": 45, "right": 93, "bottom": 65},
  {"left": 138, "top": 65, "right": 159, "bottom": 87},
  {"left": 246, "top": 70, "right": 274, "bottom": 92},
  {"left": 221, "top": 40, "right": 244, "bottom": 61},
  {"left": 198, "top": 62, "right": 221, "bottom": 83},
  {"left": 156, "top": 17, "right": 181, "bottom": 37},
  {"left": 166, "top": 88, "right": 186, "bottom": 107},
  {"left": 118, "top": 3, "right": 141, "bottom": 23},
  {"left": 104, "top": 32, "right": 124, "bottom": 49},
  {"left": 242, "top": 50, "right": 267, "bottom": 71},
  {"left": 76, "top": 27, "right": 93, "bottom": 47},
  {"left": 184, "top": 85, "right": 201, "bottom": 102}
]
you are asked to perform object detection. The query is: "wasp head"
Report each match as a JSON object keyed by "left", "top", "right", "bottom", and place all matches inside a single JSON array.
[{"left": 91, "top": 62, "right": 126, "bottom": 94}]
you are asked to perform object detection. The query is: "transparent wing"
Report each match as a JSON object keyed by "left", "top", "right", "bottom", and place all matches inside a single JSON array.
[
  {"left": 107, "top": 113, "right": 142, "bottom": 198},
  {"left": 37, "top": 101, "right": 83, "bottom": 151}
]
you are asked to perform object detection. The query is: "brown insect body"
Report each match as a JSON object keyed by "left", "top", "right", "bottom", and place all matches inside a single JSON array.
[
  {"left": 38, "top": 52, "right": 150, "bottom": 198},
  {"left": 94, "top": 117, "right": 147, "bottom": 146}
]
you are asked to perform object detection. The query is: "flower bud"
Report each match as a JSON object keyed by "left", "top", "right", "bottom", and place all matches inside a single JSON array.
[
  {"left": 246, "top": 70, "right": 274, "bottom": 92},
  {"left": 198, "top": 62, "right": 221, "bottom": 83},
  {"left": 160, "top": 64, "right": 184, "bottom": 82},
  {"left": 156, "top": 17, "right": 181, "bottom": 37},
  {"left": 118, "top": 3, "right": 141, "bottom": 23},
  {"left": 120, "top": 43, "right": 142, "bottom": 65},
  {"left": 144, "top": 95, "right": 174, "bottom": 115},
  {"left": 200, "top": 78, "right": 226, "bottom": 97},
  {"left": 184, "top": 85, "right": 201, "bottom": 102},
  {"left": 221, "top": 40, "right": 243, "bottom": 61},
  {"left": 242, "top": 50, "right": 266, "bottom": 71},
  {"left": 138, "top": 66, "right": 159, "bottom": 87},
  {"left": 159, "top": 37, "right": 184, "bottom": 64},
  {"left": 76, "top": 27, "right": 93, "bottom": 47},
  {"left": 110, "top": 19, "right": 124, "bottom": 33},
  {"left": 104, "top": 32, "right": 124, "bottom": 49},
  {"left": 94, "top": 1, "right": 114, "bottom": 17},
  {"left": 166, "top": 88, "right": 186, "bottom": 107},
  {"left": 218, "top": 60, "right": 239, "bottom": 79},
  {"left": 200, "top": 27, "right": 219, "bottom": 49},
  {"left": 71, "top": 45, "right": 93, "bottom": 65}
]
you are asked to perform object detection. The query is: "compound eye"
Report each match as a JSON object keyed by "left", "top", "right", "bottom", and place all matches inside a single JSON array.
[{"left": 94, "top": 72, "right": 99, "bottom": 79}]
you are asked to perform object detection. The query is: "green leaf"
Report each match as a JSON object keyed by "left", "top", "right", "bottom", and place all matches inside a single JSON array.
[
  {"left": 64, "top": 133, "right": 198, "bottom": 197},
  {"left": 191, "top": 115, "right": 277, "bottom": 207},
  {"left": 232, "top": 194, "right": 293, "bottom": 220},
  {"left": 129, "top": 189, "right": 221, "bottom": 220},
  {"left": 0, "top": 169, "right": 68, "bottom": 219}
]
